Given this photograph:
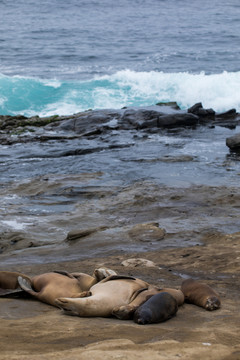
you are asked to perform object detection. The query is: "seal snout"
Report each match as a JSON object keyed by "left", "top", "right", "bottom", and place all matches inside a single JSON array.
[
  {"left": 205, "top": 296, "right": 221, "bottom": 311},
  {"left": 136, "top": 317, "right": 147, "bottom": 325}
]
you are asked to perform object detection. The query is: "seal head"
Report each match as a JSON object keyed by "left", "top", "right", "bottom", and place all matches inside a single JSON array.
[{"left": 205, "top": 296, "right": 221, "bottom": 311}]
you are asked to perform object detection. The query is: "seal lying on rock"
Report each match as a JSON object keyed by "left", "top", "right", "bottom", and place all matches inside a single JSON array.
[
  {"left": 0, "top": 271, "right": 31, "bottom": 290},
  {"left": 0, "top": 268, "right": 117, "bottom": 307},
  {"left": 112, "top": 285, "right": 184, "bottom": 320},
  {"left": 181, "top": 278, "right": 221, "bottom": 311},
  {"left": 55, "top": 275, "right": 150, "bottom": 317},
  {"left": 133, "top": 292, "right": 178, "bottom": 325}
]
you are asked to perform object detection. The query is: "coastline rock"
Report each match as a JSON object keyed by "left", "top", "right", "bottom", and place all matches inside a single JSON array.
[
  {"left": 0, "top": 231, "right": 36, "bottom": 254},
  {"left": 128, "top": 222, "right": 166, "bottom": 242},
  {"left": 121, "top": 258, "right": 158, "bottom": 268},
  {"left": 119, "top": 108, "right": 198, "bottom": 129},
  {"left": 216, "top": 108, "right": 237, "bottom": 118},
  {"left": 156, "top": 101, "right": 181, "bottom": 110},
  {"left": 58, "top": 110, "right": 121, "bottom": 134},
  {"left": 226, "top": 133, "right": 240, "bottom": 150},
  {"left": 66, "top": 226, "right": 108, "bottom": 242},
  {"left": 157, "top": 113, "right": 198, "bottom": 127},
  {"left": 188, "top": 102, "right": 215, "bottom": 118},
  {"left": 1, "top": 103, "right": 240, "bottom": 146}
]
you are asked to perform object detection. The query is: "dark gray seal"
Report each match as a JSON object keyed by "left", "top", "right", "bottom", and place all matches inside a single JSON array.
[{"left": 133, "top": 291, "right": 178, "bottom": 325}]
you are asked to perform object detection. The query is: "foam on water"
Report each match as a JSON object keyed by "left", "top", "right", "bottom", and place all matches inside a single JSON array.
[
  {"left": 1, "top": 219, "right": 29, "bottom": 230},
  {"left": 0, "top": 70, "right": 240, "bottom": 117}
]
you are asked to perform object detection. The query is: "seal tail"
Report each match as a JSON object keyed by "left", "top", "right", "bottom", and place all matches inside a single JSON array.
[{"left": 18, "top": 276, "right": 38, "bottom": 296}]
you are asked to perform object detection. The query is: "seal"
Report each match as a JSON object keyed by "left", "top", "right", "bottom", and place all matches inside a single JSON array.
[
  {"left": 55, "top": 275, "right": 149, "bottom": 317},
  {"left": 181, "top": 278, "right": 221, "bottom": 311},
  {"left": 0, "top": 271, "right": 31, "bottom": 290},
  {"left": 0, "top": 268, "right": 117, "bottom": 307},
  {"left": 133, "top": 292, "right": 178, "bottom": 325},
  {"left": 112, "top": 286, "right": 184, "bottom": 320}
]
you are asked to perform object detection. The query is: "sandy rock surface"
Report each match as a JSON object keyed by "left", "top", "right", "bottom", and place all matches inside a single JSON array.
[{"left": 0, "top": 229, "right": 239, "bottom": 359}]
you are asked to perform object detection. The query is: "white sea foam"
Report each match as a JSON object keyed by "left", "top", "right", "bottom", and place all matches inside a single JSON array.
[
  {"left": 1, "top": 70, "right": 239, "bottom": 116},
  {"left": 1, "top": 220, "right": 30, "bottom": 230},
  {"left": 106, "top": 70, "right": 240, "bottom": 112}
]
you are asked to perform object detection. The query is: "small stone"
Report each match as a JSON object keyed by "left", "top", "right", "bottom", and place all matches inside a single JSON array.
[
  {"left": 121, "top": 258, "right": 157, "bottom": 268},
  {"left": 128, "top": 222, "right": 166, "bottom": 242}
]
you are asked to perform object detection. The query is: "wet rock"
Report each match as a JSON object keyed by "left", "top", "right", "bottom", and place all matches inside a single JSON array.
[
  {"left": 158, "top": 155, "right": 195, "bottom": 162},
  {"left": 188, "top": 102, "right": 215, "bottom": 118},
  {"left": 121, "top": 258, "right": 158, "bottom": 268},
  {"left": 61, "top": 143, "right": 133, "bottom": 157},
  {"left": 0, "top": 232, "right": 35, "bottom": 254},
  {"left": 119, "top": 109, "right": 160, "bottom": 129},
  {"left": 216, "top": 109, "right": 237, "bottom": 118},
  {"left": 156, "top": 101, "right": 181, "bottom": 110},
  {"left": 0, "top": 114, "right": 61, "bottom": 132},
  {"left": 157, "top": 113, "right": 198, "bottom": 127},
  {"left": 58, "top": 110, "right": 121, "bottom": 135},
  {"left": 128, "top": 222, "right": 166, "bottom": 242},
  {"left": 66, "top": 226, "right": 108, "bottom": 242},
  {"left": 1, "top": 104, "right": 239, "bottom": 146},
  {"left": 119, "top": 108, "right": 198, "bottom": 129},
  {"left": 226, "top": 133, "right": 240, "bottom": 150}
]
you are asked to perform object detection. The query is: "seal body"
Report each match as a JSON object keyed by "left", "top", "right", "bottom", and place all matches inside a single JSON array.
[
  {"left": 133, "top": 292, "right": 178, "bottom": 325},
  {"left": 0, "top": 268, "right": 117, "bottom": 307},
  {"left": 181, "top": 278, "right": 221, "bottom": 311},
  {"left": 55, "top": 275, "right": 149, "bottom": 317},
  {"left": 0, "top": 271, "right": 31, "bottom": 290},
  {"left": 112, "top": 286, "right": 184, "bottom": 320}
]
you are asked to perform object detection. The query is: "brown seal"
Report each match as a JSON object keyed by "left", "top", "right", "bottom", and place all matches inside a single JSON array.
[
  {"left": 112, "top": 286, "right": 184, "bottom": 320},
  {"left": 0, "top": 268, "right": 117, "bottom": 306},
  {"left": 133, "top": 292, "right": 178, "bottom": 325},
  {"left": 0, "top": 271, "right": 31, "bottom": 290},
  {"left": 55, "top": 275, "right": 149, "bottom": 317},
  {"left": 181, "top": 278, "right": 221, "bottom": 311}
]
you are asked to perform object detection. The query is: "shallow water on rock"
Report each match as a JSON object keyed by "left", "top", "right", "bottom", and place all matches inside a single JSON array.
[
  {"left": 0, "top": 123, "right": 240, "bottom": 265},
  {"left": 1, "top": 125, "right": 240, "bottom": 186}
]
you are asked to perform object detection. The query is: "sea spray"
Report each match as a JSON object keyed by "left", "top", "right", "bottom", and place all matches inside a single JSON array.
[{"left": 0, "top": 70, "right": 239, "bottom": 117}]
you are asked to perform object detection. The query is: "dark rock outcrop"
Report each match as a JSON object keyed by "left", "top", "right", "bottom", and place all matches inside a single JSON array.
[
  {"left": 188, "top": 102, "right": 215, "bottom": 118},
  {"left": 226, "top": 133, "right": 240, "bottom": 150},
  {"left": 0, "top": 103, "right": 239, "bottom": 146}
]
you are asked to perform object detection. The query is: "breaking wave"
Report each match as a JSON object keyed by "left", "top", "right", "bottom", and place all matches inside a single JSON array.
[{"left": 0, "top": 70, "right": 239, "bottom": 117}]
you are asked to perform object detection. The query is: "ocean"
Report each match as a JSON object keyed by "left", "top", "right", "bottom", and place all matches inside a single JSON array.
[{"left": 0, "top": 0, "right": 240, "bottom": 116}]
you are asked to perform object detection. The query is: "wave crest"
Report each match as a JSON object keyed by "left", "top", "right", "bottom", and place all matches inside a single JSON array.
[{"left": 0, "top": 70, "right": 239, "bottom": 116}]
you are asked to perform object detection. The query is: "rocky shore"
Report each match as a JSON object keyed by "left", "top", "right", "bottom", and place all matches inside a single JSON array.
[
  {"left": 0, "top": 102, "right": 240, "bottom": 148},
  {"left": 0, "top": 103, "right": 240, "bottom": 359}
]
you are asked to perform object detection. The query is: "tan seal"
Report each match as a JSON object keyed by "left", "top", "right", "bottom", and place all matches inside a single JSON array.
[
  {"left": 0, "top": 271, "right": 31, "bottom": 290},
  {"left": 181, "top": 278, "right": 221, "bottom": 311},
  {"left": 55, "top": 275, "right": 149, "bottom": 317},
  {"left": 0, "top": 268, "right": 116, "bottom": 307}
]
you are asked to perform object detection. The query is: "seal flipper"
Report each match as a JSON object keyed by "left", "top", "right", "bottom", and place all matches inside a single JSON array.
[
  {"left": 18, "top": 276, "right": 38, "bottom": 296},
  {"left": 99, "top": 275, "right": 136, "bottom": 284},
  {"left": 53, "top": 270, "right": 75, "bottom": 279}
]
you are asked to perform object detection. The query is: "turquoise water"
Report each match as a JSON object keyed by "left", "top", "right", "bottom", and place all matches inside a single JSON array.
[
  {"left": 0, "top": 0, "right": 240, "bottom": 116},
  {"left": 1, "top": 70, "right": 240, "bottom": 116}
]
